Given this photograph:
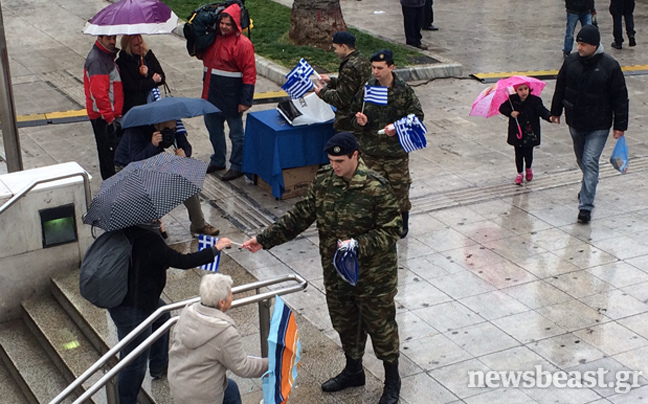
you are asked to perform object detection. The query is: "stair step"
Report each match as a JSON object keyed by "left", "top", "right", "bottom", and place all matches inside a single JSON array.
[
  {"left": 0, "top": 354, "right": 29, "bottom": 404},
  {"left": 22, "top": 294, "right": 107, "bottom": 404},
  {"left": 50, "top": 252, "right": 265, "bottom": 404},
  {"left": 0, "top": 319, "right": 74, "bottom": 404}
]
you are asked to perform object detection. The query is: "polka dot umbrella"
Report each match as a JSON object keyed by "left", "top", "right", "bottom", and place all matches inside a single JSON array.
[{"left": 84, "top": 153, "right": 208, "bottom": 231}]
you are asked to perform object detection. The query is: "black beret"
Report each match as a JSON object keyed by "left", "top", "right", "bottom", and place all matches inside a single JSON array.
[
  {"left": 332, "top": 31, "right": 356, "bottom": 46},
  {"left": 576, "top": 25, "right": 600, "bottom": 46},
  {"left": 370, "top": 49, "right": 394, "bottom": 63},
  {"left": 324, "top": 132, "right": 358, "bottom": 156}
]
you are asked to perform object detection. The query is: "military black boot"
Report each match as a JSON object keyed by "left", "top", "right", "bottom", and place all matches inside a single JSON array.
[
  {"left": 400, "top": 212, "right": 409, "bottom": 239},
  {"left": 321, "top": 355, "right": 365, "bottom": 392},
  {"left": 379, "top": 359, "right": 401, "bottom": 404}
]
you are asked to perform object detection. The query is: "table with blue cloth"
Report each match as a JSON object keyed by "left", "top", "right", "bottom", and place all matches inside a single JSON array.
[{"left": 242, "top": 109, "right": 336, "bottom": 198}]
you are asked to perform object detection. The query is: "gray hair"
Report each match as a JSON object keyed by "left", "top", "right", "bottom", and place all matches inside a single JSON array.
[{"left": 200, "top": 274, "right": 233, "bottom": 308}]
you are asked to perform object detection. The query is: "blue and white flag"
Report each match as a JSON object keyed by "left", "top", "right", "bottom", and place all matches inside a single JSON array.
[
  {"left": 282, "top": 58, "right": 316, "bottom": 99},
  {"left": 282, "top": 74, "right": 314, "bottom": 99},
  {"left": 148, "top": 87, "right": 187, "bottom": 135},
  {"left": 364, "top": 84, "right": 388, "bottom": 105},
  {"left": 197, "top": 234, "right": 221, "bottom": 272},
  {"left": 394, "top": 114, "right": 427, "bottom": 153},
  {"left": 286, "top": 58, "right": 314, "bottom": 81}
]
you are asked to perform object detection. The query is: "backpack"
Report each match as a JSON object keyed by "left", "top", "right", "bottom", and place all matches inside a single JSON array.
[
  {"left": 79, "top": 230, "right": 132, "bottom": 309},
  {"left": 184, "top": 0, "right": 251, "bottom": 57}
]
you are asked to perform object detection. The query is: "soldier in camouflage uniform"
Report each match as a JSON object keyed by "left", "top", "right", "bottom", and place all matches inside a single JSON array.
[
  {"left": 242, "top": 132, "right": 403, "bottom": 404},
  {"left": 315, "top": 31, "right": 372, "bottom": 133},
  {"left": 352, "top": 49, "right": 424, "bottom": 239}
]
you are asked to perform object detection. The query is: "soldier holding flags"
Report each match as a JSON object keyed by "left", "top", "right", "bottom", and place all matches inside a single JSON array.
[{"left": 352, "top": 49, "right": 424, "bottom": 238}]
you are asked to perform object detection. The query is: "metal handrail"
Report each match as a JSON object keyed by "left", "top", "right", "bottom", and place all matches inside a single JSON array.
[
  {"left": 49, "top": 273, "right": 308, "bottom": 404},
  {"left": 0, "top": 170, "right": 92, "bottom": 216}
]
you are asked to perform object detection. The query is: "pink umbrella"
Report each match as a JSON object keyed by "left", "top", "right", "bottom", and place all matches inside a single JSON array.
[{"left": 469, "top": 76, "right": 547, "bottom": 118}]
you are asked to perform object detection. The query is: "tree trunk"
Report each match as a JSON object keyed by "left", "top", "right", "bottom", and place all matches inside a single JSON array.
[{"left": 289, "top": 0, "right": 347, "bottom": 50}]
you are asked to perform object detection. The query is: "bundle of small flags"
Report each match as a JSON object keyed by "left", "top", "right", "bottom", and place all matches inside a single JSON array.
[
  {"left": 393, "top": 114, "right": 427, "bottom": 153},
  {"left": 197, "top": 234, "right": 221, "bottom": 272},
  {"left": 282, "top": 58, "right": 315, "bottom": 99},
  {"left": 363, "top": 84, "right": 388, "bottom": 105},
  {"left": 333, "top": 239, "right": 359, "bottom": 286}
]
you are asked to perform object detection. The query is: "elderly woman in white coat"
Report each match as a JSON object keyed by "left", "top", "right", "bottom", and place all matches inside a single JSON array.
[{"left": 168, "top": 274, "right": 268, "bottom": 404}]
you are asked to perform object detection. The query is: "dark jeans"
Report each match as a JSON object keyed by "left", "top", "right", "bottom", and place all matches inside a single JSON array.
[
  {"left": 402, "top": 5, "right": 424, "bottom": 46},
  {"left": 423, "top": 0, "right": 434, "bottom": 26},
  {"left": 223, "top": 378, "right": 242, "bottom": 404},
  {"left": 108, "top": 299, "right": 170, "bottom": 404},
  {"left": 90, "top": 118, "right": 119, "bottom": 180},
  {"left": 514, "top": 146, "right": 534, "bottom": 173},
  {"left": 204, "top": 112, "right": 245, "bottom": 172},
  {"left": 609, "top": 0, "right": 635, "bottom": 44}
]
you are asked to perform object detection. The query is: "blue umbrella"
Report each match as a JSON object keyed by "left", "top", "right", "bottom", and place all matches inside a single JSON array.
[
  {"left": 83, "top": 153, "right": 208, "bottom": 231},
  {"left": 120, "top": 97, "right": 220, "bottom": 128},
  {"left": 333, "top": 239, "right": 359, "bottom": 286}
]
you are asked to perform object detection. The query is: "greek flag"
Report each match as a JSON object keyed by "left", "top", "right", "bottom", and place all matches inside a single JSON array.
[
  {"left": 197, "top": 234, "right": 221, "bottom": 272},
  {"left": 364, "top": 84, "right": 388, "bottom": 105},
  {"left": 394, "top": 114, "right": 427, "bottom": 153},
  {"left": 286, "top": 58, "right": 314, "bottom": 81},
  {"left": 282, "top": 74, "right": 314, "bottom": 99},
  {"left": 148, "top": 87, "right": 187, "bottom": 135}
]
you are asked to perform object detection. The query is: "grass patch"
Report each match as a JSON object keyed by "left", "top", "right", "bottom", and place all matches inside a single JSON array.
[{"left": 163, "top": 0, "right": 425, "bottom": 72}]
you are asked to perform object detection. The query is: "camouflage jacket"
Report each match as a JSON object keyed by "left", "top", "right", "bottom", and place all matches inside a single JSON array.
[
  {"left": 351, "top": 73, "right": 424, "bottom": 158},
  {"left": 318, "top": 50, "right": 372, "bottom": 132},
  {"left": 257, "top": 159, "right": 402, "bottom": 296}
]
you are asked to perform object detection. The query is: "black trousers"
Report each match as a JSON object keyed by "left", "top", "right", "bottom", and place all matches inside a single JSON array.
[
  {"left": 402, "top": 5, "right": 423, "bottom": 47},
  {"left": 423, "top": 0, "right": 434, "bottom": 27},
  {"left": 90, "top": 118, "right": 118, "bottom": 180},
  {"left": 609, "top": 0, "right": 635, "bottom": 44},
  {"left": 514, "top": 146, "right": 534, "bottom": 173}
]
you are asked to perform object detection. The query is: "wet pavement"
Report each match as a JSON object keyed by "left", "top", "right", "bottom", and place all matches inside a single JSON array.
[{"left": 2, "top": 0, "right": 648, "bottom": 403}]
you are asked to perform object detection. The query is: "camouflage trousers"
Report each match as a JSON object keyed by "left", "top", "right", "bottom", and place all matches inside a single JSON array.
[
  {"left": 326, "top": 290, "right": 399, "bottom": 363},
  {"left": 362, "top": 154, "right": 412, "bottom": 212}
]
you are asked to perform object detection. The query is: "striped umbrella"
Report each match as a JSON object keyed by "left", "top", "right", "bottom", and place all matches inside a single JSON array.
[
  {"left": 262, "top": 296, "right": 301, "bottom": 404},
  {"left": 83, "top": 153, "right": 207, "bottom": 231}
]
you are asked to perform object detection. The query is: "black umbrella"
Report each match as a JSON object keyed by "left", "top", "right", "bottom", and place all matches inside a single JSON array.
[{"left": 84, "top": 153, "right": 208, "bottom": 231}]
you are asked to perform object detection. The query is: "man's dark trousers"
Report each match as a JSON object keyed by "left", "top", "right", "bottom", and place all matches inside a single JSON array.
[
  {"left": 610, "top": 0, "right": 635, "bottom": 45},
  {"left": 423, "top": 0, "right": 434, "bottom": 27},
  {"left": 402, "top": 6, "right": 424, "bottom": 47},
  {"left": 90, "top": 118, "right": 117, "bottom": 180}
]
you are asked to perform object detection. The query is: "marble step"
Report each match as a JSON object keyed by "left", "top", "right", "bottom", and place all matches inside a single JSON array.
[
  {"left": 51, "top": 269, "right": 176, "bottom": 404},
  {"left": 0, "top": 319, "right": 75, "bottom": 404},
  {"left": 0, "top": 346, "right": 30, "bottom": 404},
  {"left": 22, "top": 294, "right": 106, "bottom": 404}
]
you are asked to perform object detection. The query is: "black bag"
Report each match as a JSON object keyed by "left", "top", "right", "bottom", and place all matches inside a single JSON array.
[
  {"left": 519, "top": 122, "right": 538, "bottom": 147},
  {"left": 184, "top": 0, "right": 251, "bottom": 57},
  {"left": 79, "top": 230, "right": 132, "bottom": 309}
]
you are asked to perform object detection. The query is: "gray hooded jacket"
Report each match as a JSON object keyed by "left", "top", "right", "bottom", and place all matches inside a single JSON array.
[{"left": 168, "top": 302, "right": 268, "bottom": 404}]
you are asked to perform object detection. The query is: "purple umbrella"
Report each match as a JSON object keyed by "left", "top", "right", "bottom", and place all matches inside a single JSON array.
[{"left": 83, "top": 0, "right": 179, "bottom": 36}]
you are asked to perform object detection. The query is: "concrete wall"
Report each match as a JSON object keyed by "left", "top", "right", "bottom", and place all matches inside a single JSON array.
[{"left": 0, "top": 163, "right": 92, "bottom": 322}]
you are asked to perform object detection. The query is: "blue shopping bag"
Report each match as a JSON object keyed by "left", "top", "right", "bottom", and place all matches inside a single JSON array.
[{"left": 610, "top": 136, "right": 629, "bottom": 174}]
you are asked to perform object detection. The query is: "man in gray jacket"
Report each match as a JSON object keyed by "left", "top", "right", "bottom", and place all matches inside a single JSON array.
[{"left": 168, "top": 274, "right": 268, "bottom": 404}]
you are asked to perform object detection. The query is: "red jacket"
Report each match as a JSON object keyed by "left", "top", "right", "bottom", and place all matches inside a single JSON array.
[
  {"left": 198, "top": 4, "right": 256, "bottom": 117},
  {"left": 84, "top": 40, "right": 123, "bottom": 122}
]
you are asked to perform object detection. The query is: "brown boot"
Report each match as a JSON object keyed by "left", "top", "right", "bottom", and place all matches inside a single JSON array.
[
  {"left": 379, "top": 359, "right": 400, "bottom": 404},
  {"left": 321, "top": 356, "right": 365, "bottom": 392}
]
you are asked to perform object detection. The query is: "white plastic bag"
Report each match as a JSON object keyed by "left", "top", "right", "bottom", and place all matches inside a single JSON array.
[{"left": 276, "top": 93, "right": 334, "bottom": 126}]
